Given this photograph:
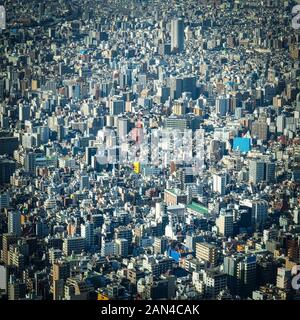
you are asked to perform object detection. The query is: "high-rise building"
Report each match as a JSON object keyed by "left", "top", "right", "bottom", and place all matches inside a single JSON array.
[
  {"left": 276, "top": 267, "right": 291, "bottom": 290},
  {"left": 24, "top": 152, "right": 36, "bottom": 174},
  {"left": 196, "top": 242, "right": 218, "bottom": 267},
  {"left": 0, "top": 136, "right": 19, "bottom": 156},
  {"left": 213, "top": 173, "right": 227, "bottom": 195},
  {"left": 115, "top": 226, "right": 133, "bottom": 244},
  {"left": 209, "top": 139, "right": 226, "bottom": 162},
  {"left": 117, "top": 117, "right": 133, "bottom": 140},
  {"left": 52, "top": 261, "right": 70, "bottom": 282},
  {"left": 171, "top": 19, "right": 184, "bottom": 53},
  {"left": 265, "top": 161, "right": 276, "bottom": 183},
  {"left": 216, "top": 96, "right": 230, "bottom": 116},
  {"left": 100, "top": 240, "right": 116, "bottom": 256},
  {"left": 182, "top": 76, "right": 197, "bottom": 99},
  {"left": 249, "top": 159, "right": 265, "bottom": 185},
  {"left": 249, "top": 158, "right": 275, "bottom": 185},
  {"left": 1, "top": 234, "right": 17, "bottom": 264},
  {"left": 109, "top": 99, "right": 125, "bottom": 116},
  {"left": 0, "top": 265, "right": 8, "bottom": 294},
  {"left": 0, "top": 79, "right": 5, "bottom": 100},
  {"left": 252, "top": 200, "right": 268, "bottom": 227},
  {"left": 0, "top": 192, "right": 9, "bottom": 209},
  {"left": 223, "top": 254, "right": 257, "bottom": 298},
  {"left": 80, "top": 221, "right": 94, "bottom": 249},
  {"left": 86, "top": 147, "right": 97, "bottom": 166},
  {"left": 0, "top": 157, "right": 16, "bottom": 184},
  {"left": 52, "top": 260, "right": 70, "bottom": 300},
  {"left": 287, "top": 238, "right": 300, "bottom": 263},
  {"left": 276, "top": 115, "right": 286, "bottom": 133},
  {"left": 115, "top": 238, "right": 129, "bottom": 257},
  {"left": 153, "top": 236, "right": 169, "bottom": 254},
  {"left": 8, "top": 212, "right": 21, "bottom": 236},
  {"left": 185, "top": 234, "right": 203, "bottom": 252},
  {"left": 19, "top": 104, "right": 30, "bottom": 122},
  {"left": 293, "top": 208, "right": 300, "bottom": 224},
  {"left": 8, "top": 279, "right": 26, "bottom": 300},
  {"left": 62, "top": 237, "right": 85, "bottom": 256},
  {"left": 170, "top": 77, "right": 183, "bottom": 99},
  {"left": 203, "top": 269, "right": 227, "bottom": 298},
  {"left": 80, "top": 175, "right": 90, "bottom": 190},
  {"left": 216, "top": 212, "right": 234, "bottom": 237}
]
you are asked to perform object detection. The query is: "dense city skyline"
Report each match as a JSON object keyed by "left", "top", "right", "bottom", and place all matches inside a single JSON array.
[{"left": 0, "top": 0, "right": 300, "bottom": 301}]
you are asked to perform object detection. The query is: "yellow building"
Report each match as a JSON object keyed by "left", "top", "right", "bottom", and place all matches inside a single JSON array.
[
  {"left": 133, "top": 162, "right": 140, "bottom": 174},
  {"left": 97, "top": 293, "right": 109, "bottom": 300},
  {"left": 31, "top": 79, "right": 38, "bottom": 91}
]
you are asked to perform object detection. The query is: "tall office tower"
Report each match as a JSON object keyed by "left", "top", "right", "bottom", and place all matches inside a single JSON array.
[
  {"left": 171, "top": 18, "right": 184, "bottom": 53},
  {"left": 287, "top": 238, "right": 300, "bottom": 263},
  {"left": 0, "top": 79, "right": 5, "bottom": 100},
  {"left": 216, "top": 96, "right": 230, "bottom": 116},
  {"left": 249, "top": 159, "right": 265, "bottom": 185},
  {"left": 115, "top": 238, "right": 129, "bottom": 257},
  {"left": 276, "top": 267, "right": 291, "bottom": 290},
  {"left": 117, "top": 117, "right": 133, "bottom": 140},
  {"left": 52, "top": 261, "right": 70, "bottom": 300},
  {"left": 0, "top": 157, "right": 16, "bottom": 184},
  {"left": 38, "top": 1, "right": 45, "bottom": 22},
  {"left": 119, "top": 69, "right": 132, "bottom": 89},
  {"left": 276, "top": 115, "right": 286, "bottom": 133},
  {"left": 109, "top": 99, "right": 125, "bottom": 116},
  {"left": 216, "top": 212, "right": 234, "bottom": 237},
  {"left": 37, "top": 126, "right": 49, "bottom": 144},
  {"left": 223, "top": 254, "right": 257, "bottom": 298},
  {"left": 80, "top": 175, "right": 90, "bottom": 190},
  {"left": 265, "top": 161, "right": 276, "bottom": 183},
  {"left": 24, "top": 152, "right": 36, "bottom": 174},
  {"left": 153, "top": 236, "right": 169, "bottom": 254},
  {"left": 100, "top": 82, "right": 113, "bottom": 98},
  {"left": 8, "top": 212, "right": 21, "bottom": 236},
  {"left": 182, "top": 76, "right": 197, "bottom": 99},
  {"left": 252, "top": 200, "right": 268, "bottom": 227},
  {"left": 170, "top": 77, "right": 183, "bottom": 99},
  {"left": 1, "top": 234, "right": 17, "bottom": 264},
  {"left": 157, "top": 86, "right": 171, "bottom": 103},
  {"left": 213, "top": 173, "right": 227, "bottom": 195},
  {"left": 19, "top": 104, "right": 30, "bottom": 122},
  {"left": 80, "top": 221, "right": 94, "bottom": 249},
  {"left": 238, "top": 208, "right": 252, "bottom": 230},
  {"left": 196, "top": 242, "right": 218, "bottom": 267},
  {"left": 0, "top": 192, "right": 9, "bottom": 209}
]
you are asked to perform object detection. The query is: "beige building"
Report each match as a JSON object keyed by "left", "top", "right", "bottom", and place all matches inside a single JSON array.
[{"left": 196, "top": 242, "right": 218, "bottom": 267}]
